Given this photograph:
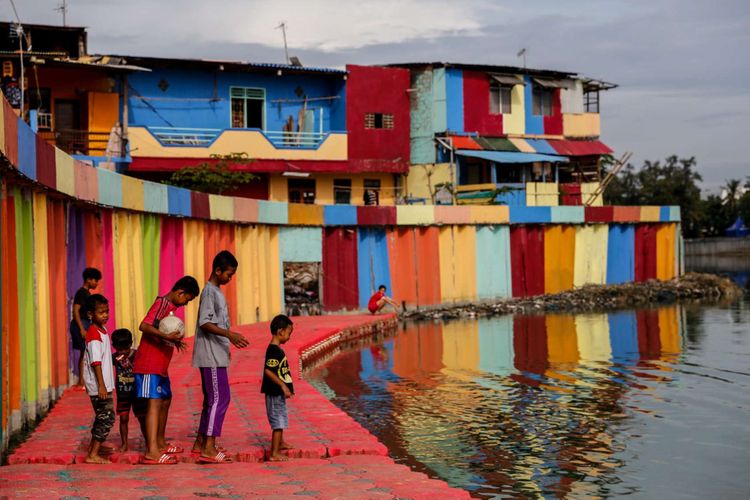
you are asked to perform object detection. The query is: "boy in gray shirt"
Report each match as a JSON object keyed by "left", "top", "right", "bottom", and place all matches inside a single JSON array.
[{"left": 191, "top": 250, "right": 249, "bottom": 463}]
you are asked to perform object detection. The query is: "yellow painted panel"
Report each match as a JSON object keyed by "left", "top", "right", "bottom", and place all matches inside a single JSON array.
[
  {"left": 438, "top": 227, "right": 456, "bottom": 302},
  {"left": 581, "top": 182, "right": 603, "bottom": 206},
  {"left": 526, "top": 183, "right": 558, "bottom": 206},
  {"left": 32, "top": 193, "right": 51, "bottom": 393},
  {"left": 574, "top": 225, "right": 608, "bottom": 287},
  {"left": 544, "top": 225, "right": 576, "bottom": 294},
  {"left": 288, "top": 203, "right": 324, "bottom": 225},
  {"left": 87, "top": 92, "right": 119, "bottom": 132},
  {"left": 562, "top": 113, "right": 600, "bottom": 138},
  {"left": 396, "top": 205, "right": 435, "bottom": 225},
  {"left": 454, "top": 226, "right": 477, "bottom": 301},
  {"left": 128, "top": 127, "right": 347, "bottom": 161},
  {"left": 509, "top": 137, "right": 535, "bottom": 153},
  {"left": 546, "top": 315, "right": 579, "bottom": 366},
  {"left": 441, "top": 320, "right": 480, "bottom": 373},
  {"left": 658, "top": 307, "right": 681, "bottom": 358},
  {"left": 575, "top": 314, "right": 611, "bottom": 362},
  {"left": 405, "top": 163, "right": 452, "bottom": 203},
  {"left": 113, "top": 212, "right": 146, "bottom": 342},
  {"left": 120, "top": 175, "right": 145, "bottom": 211},
  {"left": 640, "top": 206, "right": 661, "bottom": 222},
  {"left": 234, "top": 225, "right": 257, "bottom": 325},
  {"left": 525, "top": 182, "right": 537, "bottom": 207},
  {"left": 656, "top": 223, "right": 676, "bottom": 280},
  {"left": 55, "top": 148, "right": 75, "bottom": 196},
  {"left": 208, "top": 194, "right": 234, "bottom": 221},
  {"left": 468, "top": 205, "right": 509, "bottom": 224},
  {"left": 182, "top": 220, "right": 204, "bottom": 337},
  {"left": 503, "top": 84, "right": 526, "bottom": 135},
  {"left": 233, "top": 225, "right": 282, "bottom": 324}
]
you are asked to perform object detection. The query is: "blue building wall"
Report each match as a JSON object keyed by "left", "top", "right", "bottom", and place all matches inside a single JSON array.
[
  {"left": 445, "top": 68, "right": 464, "bottom": 133},
  {"left": 523, "top": 75, "right": 544, "bottom": 135},
  {"left": 127, "top": 68, "right": 346, "bottom": 132},
  {"left": 606, "top": 225, "right": 635, "bottom": 284},
  {"left": 357, "top": 228, "right": 392, "bottom": 308}
]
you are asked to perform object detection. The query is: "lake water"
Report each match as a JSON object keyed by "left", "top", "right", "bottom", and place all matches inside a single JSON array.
[{"left": 308, "top": 279, "right": 750, "bottom": 497}]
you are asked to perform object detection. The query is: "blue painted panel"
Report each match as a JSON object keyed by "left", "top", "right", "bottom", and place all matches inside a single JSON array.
[
  {"left": 167, "top": 186, "right": 191, "bottom": 216},
  {"left": 524, "top": 76, "right": 544, "bottom": 135},
  {"left": 608, "top": 311, "right": 639, "bottom": 364},
  {"left": 509, "top": 206, "right": 551, "bottom": 224},
  {"left": 445, "top": 68, "right": 464, "bottom": 133},
  {"left": 478, "top": 317, "right": 514, "bottom": 377},
  {"left": 17, "top": 118, "right": 36, "bottom": 180},
  {"left": 660, "top": 206, "right": 670, "bottom": 222},
  {"left": 475, "top": 226, "right": 512, "bottom": 299},
  {"left": 258, "top": 200, "right": 288, "bottom": 224},
  {"left": 524, "top": 139, "right": 557, "bottom": 155},
  {"left": 357, "top": 228, "right": 392, "bottom": 308},
  {"left": 607, "top": 224, "right": 635, "bottom": 284},
  {"left": 143, "top": 181, "right": 169, "bottom": 213},
  {"left": 432, "top": 68, "right": 447, "bottom": 133},
  {"left": 279, "top": 227, "right": 322, "bottom": 262},
  {"left": 495, "top": 183, "right": 526, "bottom": 206},
  {"left": 550, "top": 206, "right": 585, "bottom": 223},
  {"left": 669, "top": 205, "right": 681, "bottom": 222},
  {"left": 127, "top": 68, "right": 347, "bottom": 132},
  {"left": 324, "top": 205, "right": 358, "bottom": 226},
  {"left": 97, "top": 168, "right": 123, "bottom": 207}
]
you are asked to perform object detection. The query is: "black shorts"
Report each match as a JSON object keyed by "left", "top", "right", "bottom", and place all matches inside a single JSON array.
[
  {"left": 70, "top": 323, "right": 86, "bottom": 352},
  {"left": 116, "top": 392, "right": 147, "bottom": 418}
]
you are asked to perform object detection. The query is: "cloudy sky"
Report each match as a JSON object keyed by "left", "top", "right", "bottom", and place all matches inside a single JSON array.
[{"left": 9, "top": 0, "right": 750, "bottom": 192}]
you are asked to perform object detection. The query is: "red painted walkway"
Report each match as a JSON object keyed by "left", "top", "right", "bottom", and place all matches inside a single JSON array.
[{"left": 1, "top": 314, "right": 468, "bottom": 499}]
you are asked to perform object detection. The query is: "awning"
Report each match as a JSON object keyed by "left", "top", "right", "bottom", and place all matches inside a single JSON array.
[
  {"left": 457, "top": 150, "right": 568, "bottom": 163},
  {"left": 473, "top": 136, "right": 519, "bottom": 152},
  {"left": 490, "top": 74, "right": 524, "bottom": 86},
  {"left": 547, "top": 139, "right": 613, "bottom": 156},
  {"left": 523, "top": 139, "right": 559, "bottom": 155},
  {"left": 447, "top": 136, "right": 482, "bottom": 150},
  {"left": 533, "top": 78, "right": 567, "bottom": 88}
]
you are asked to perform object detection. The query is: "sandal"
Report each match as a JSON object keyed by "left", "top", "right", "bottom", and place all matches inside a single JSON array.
[
  {"left": 142, "top": 453, "right": 178, "bottom": 465},
  {"left": 190, "top": 446, "right": 226, "bottom": 455},
  {"left": 161, "top": 444, "right": 184, "bottom": 454},
  {"left": 197, "top": 451, "right": 233, "bottom": 464}
]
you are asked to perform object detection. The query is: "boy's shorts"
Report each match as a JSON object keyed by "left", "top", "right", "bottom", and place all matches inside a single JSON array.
[
  {"left": 134, "top": 374, "right": 172, "bottom": 399},
  {"left": 265, "top": 394, "right": 288, "bottom": 430},
  {"left": 116, "top": 392, "right": 148, "bottom": 418}
]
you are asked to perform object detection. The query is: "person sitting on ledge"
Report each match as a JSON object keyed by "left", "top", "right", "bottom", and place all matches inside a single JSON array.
[{"left": 367, "top": 285, "right": 400, "bottom": 314}]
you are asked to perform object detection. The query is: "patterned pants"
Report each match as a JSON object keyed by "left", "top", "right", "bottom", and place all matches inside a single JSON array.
[{"left": 89, "top": 395, "right": 115, "bottom": 442}]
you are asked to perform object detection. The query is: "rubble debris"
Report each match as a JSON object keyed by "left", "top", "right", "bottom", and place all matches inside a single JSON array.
[{"left": 401, "top": 273, "right": 744, "bottom": 321}]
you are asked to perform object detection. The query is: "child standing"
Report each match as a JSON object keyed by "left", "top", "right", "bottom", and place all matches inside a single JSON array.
[
  {"left": 133, "top": 276, "right": 200, "bottom": 465},
  {"left": 111, "top": 328, "right": 147, "bottom": 452},
  {"left": 191, "top": 250, "right": 249, "bottom": 464},
  {"left": 70, "top": 267, "right": 102, "bottom": 388},
  {"left": 262, "top": 314, "right": 295, "bottom": 462},
  {"left": 82, "top": 294, "right": 115, "bottom": 464}
]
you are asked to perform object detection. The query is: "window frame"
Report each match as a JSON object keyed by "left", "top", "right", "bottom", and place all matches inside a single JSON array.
[
  {"left": 230, "top": 86, "right": 266, "bottom": 130},
  {"left": 364, "top": 112, "right": 394, "bottom": 129},
  {"left": 532, "top": 86, "right": 554, "bottom": 117},
  {"left": 489, "top": 82, "right": 513, "bottom": 115},
  {"left": 333, "top": 178, "right": 352, "bottom": 205},
  {"left": 288, "top": 178, "right": 316, "bottom": 205}
]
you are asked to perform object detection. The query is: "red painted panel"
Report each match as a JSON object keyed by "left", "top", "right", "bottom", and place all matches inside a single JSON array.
[
  {"left": 203, "top": 222, "right": 237, "bottom": 325},
  {"left": 415, "top": 227, "right": 441, "bottom": 306},
  {"left": 513, "top": 315, "right": 548, "bottom": 374},
  {"left": 634, "top": 224, "right": 657, "bottom": 282},
  {"left": 5, "top": 188, "right": 20, "bottom": 410},
  {"left": 82, "top": 211, "right": 104, "bottom": 278},
  {"left": 462, "top": 70, "right": 503, "bottom": 136},
  {"left": 386, "top": 228, "right": 418, "bottom": 306},
  {"left": 560, "top": 183, "right": 581, "bottom": 206},
  {"left": 190, "top": 191, "right": 210, "bottom": 219},
  {"left": 346, "top": 65, "right": 410, "bottom": 163},
  {"left": 510, "top": 226, "right": 545, "bottom": 297},
  {"left": 323, "top": 228, "right": 359, "bottom": 311},
  {"left": 35, "top": 135, "right": 56, "bottom": 189},
  {"left": 3, "top": 100, "right": 18, "bottom": 167},
  {"left": 100, "top": 209, "right": 116, "bottom": 329},
  {"left": 356, "top": 206, "right": 396, "bottom": 226},
  {"left": 584, "top": 206, "right": 614, "bottom": 223},
  {"left": 46, "top": 199, "right": 68, "bottom": 387},
  {"left": 549, "top": 139, "right": 613, "bottom": 156},
  {"left": 449, "top": 136, "right": 483, "bottom": 150},
  {"left": 543, "top": 89, "right": 563, "bottom": 135},
  {"left": 637, "top": 310, "right": 660, "bottom": 360},
  {"left": 1, "top": 183, "right": 12, "bottom": 424}
]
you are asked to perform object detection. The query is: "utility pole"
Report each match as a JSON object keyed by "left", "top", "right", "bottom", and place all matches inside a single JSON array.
[
  {"left": 276, "top": 21, "right": 289, "bottom": 64},
  {"left": 55, "top": 0, "right": 68, "bottom": 26},
  {"left": 517, "top": 48, "right": 527, "bottom": 69}
]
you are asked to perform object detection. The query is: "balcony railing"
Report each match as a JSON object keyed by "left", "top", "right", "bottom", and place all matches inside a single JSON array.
[
  {"left": 147, "top": 127, "right": 329, "bottom": 149},
  {"left": 38, "top": 129, "right": 114, "bottom": 156},
  {"left": 263, "top": 130, "right": 327, "bottom": 149}
]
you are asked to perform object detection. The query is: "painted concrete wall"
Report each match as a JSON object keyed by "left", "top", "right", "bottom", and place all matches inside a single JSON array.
[
  {"left": 410, "top": 69, "right": 436, "bottom": 164},
  {"left": 404, "top": 163, "right": 452, "bottom": 202},
  {"left": 268, "top": 172, "right": 397, "bottom": 206}
]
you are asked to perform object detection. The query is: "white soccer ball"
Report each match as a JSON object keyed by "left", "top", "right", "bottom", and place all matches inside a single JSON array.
[{"left": 159, "top": 312, "right": 185, "bottom": 340}]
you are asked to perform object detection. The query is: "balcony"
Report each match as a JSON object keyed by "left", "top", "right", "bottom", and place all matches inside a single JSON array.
[
  {"left": 38, "top": 129, "right": 114, "bottom": 156},
  {"left": 562, "top": 113, "right": 600, "bottom": 138}
]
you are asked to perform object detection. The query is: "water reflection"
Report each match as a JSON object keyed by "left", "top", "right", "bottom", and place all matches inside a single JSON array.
[{"left": 308, "top": 303, "right": 750, "bottom": 498}]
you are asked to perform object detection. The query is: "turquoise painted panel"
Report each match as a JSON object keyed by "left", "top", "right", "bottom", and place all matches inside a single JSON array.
[
  {"left": 411, "top": 69, "right": 437, "bottom": 164},
  {"left": 475, "top": 226, "right": 512, "bottom": 299},
  {"left": 17, "top": 118, "right": 36, "bottom": 180},
  {"left": 478, "top": 317, "right": 514, "bottom": 377},
  {"left": 324, "top": 205, "right": 358, "bottom": 225},
  {"left": 258, "top": 200, "right": 288, "bottom": 224},
  {"left": 279, "top": 227, "right": 322, "bottom": 262},
  {"left": 357, "top": 228, "right": 392, "bottom": 308},
  {"left": 550, "top": 206, "right": 585, "bottom": 223},
  {"left": 97, "top": 168, "right": 123, "bottom": 207},
  {"left": 143, "top": 181, "right": 168, "bottom": 213},
  {"left": 669, "top": 205, "right": 681, "bottom": 222},
  {"left": 509, "top": 206, "right": 551, "bottom": 224},
  {"left": 432, "top": 67, "right": 447, "bottom": 133},
  {"left": 445, "top": 68, "right": 464, "bottom": 133},
  {"left": 524, "top": 75, "right": 544, "bottom": 135}
]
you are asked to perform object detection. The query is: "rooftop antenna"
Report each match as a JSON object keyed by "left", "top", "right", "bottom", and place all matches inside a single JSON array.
[
  {"left": 517, "top": 47, "right": 527, "bottom": 69},
  {"left": 275, "top": 21, "right": 290, "bottom": 64},
  {"left": 55, "top": 0, "right": 68, "bottom": 26}
]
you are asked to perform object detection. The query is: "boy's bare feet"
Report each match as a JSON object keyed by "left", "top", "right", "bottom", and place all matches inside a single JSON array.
[
  {"left": 84, "top": 455, "right": 111, "bottom": 464},
  {"left": 118, "top": 443, "right": 129, "bottom": 452},
  {"left": 98, "top": 444, "right": 115, "bottom": 453},
  {"left": 268, "top": 453, "right": 289, "bottom": 462},
  {"left": 280, "top": 442, "right": 293, "bottom": 450}
]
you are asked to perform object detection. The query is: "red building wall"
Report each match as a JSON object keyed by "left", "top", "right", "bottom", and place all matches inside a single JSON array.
[
  {"left": 462, "top": 70, "right": 503, "bottom": 136},
  {"left": 543, "top": 89, "right": 563, "bottom": 135},
  {"left": 345, "top": 65, "right": 410, "bottom": 171}
]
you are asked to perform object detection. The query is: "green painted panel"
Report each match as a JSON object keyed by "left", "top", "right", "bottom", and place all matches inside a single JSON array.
[
  {"left": 14, "top": 188, "right": 37, "bottom": 404},
  {"left": 141, "top": 214, "right": 161, "bottom": 303},
  {"left": 474, "top": 137, "right": 519, "bottom": 152}
]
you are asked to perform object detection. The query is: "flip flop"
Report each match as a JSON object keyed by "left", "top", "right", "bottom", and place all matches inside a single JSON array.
[
  {"left": 161, "top": 445, "right": 184, "bottom": 454},
  {"left": 142, "top": 453, "right": 178, "bottom": 465},
  {"left": 197, "top": 451, "right": 233, "bottom": 464},
  {"left": 190, "top": 445, "right": 227, "bottom": 455}
]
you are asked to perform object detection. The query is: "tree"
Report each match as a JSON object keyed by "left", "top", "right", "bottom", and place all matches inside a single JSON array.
[{"left": 166, "top": 153, "right": 258, "bottom": 195}]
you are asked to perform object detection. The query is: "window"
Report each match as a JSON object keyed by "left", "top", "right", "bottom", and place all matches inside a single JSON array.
[
  {"left": 489, "top": 83, "right": 512, "bottom": 114},
  {"left": 230, "top": 87, "right": 265, "bottom": 129},
  {"left": 333, "top": 179, "right": 351, "bottom": 205},
  {"left": 363, "top": 179, "right": 381, "bottom": 205},
  {"left": 365, "top": 113, "right": 393, "bottom": 129},
  {"left": 532, "top": 86, "right": 553, "bottom": 116},
  {"left": 584, "top": 89, "right": 600, "bottom": 113},
  {"left": 288, "top": 179, "right": 316, "bottom": 204}
]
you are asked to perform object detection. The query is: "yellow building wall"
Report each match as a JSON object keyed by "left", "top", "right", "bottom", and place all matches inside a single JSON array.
[
  {"left": 562, "top": 113, "right": 601, "bottom": 138},
  {"left": 128, "top": 127, "right": 347, "bottom": 161},
  {"left": 268, "top": 172, "right": 397, "bottom": 206},
  {"left": 581, "top": 182, "right": 603, "bottom": 206},
  {"left": 113, "top": 212, "right": 147, "bottom": 341},
  {"left": 182, "top": 220, "right": 205, "bottom": 338},
  {"left": 503, "top": 84, "right": 526, "bottom": 135},
  {"left": 656, "top": 223, "right": 677, "bottom": 280},
  {"left": 234, "top": 225, "right": 282, "bottom": 323},
  {"left": 87, "top": 92, "right": 119, "bottom": 132},
  {"left": 573, "top": 225, "right": 608, "bottom": 287},
  {"left": 405, "top": 163, "right": 452, "bottom": 202}
]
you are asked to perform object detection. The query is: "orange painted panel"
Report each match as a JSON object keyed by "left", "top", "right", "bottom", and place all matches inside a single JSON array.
[
  {"left": 82, "top": 211, "right": 104, "bottom": 284},
  {"left": 1, "top": 183, "right": 10, "bottom": 426},
  {"left": 544, "top": 225, "right": 575, "bottom": 294},
  {"left": 545, "top": 315, "right": 579, "bottom": 366},
  {"left": 87, "top": 92, "right": 119, "bottom": 132},
  {"left": 46, "top": 199, "right": 69, "bottom": 387},
  {"left": 386, "top": 228, "right": 418, "bottom": 306},
  {"left": 203, "top": 222, "right": 238, "bottom": 326},
  {"left": 6, "top": 188, "right": 20, "bottom": 411},
  {"left": 415, "top": 226, "right": 442, "bottom": 306}
]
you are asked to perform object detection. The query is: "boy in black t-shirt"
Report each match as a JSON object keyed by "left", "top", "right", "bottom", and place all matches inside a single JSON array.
[
  {"left": 111, "top": 329, "right": 146, "bottom": 451},
  {"left": 70, "top": 267, "right": 102, "bottom": 388},
  {"left": 261, "top": 315, "right": 294, "bottom": 461}
]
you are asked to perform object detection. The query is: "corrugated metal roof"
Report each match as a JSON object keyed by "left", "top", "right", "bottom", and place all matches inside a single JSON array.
[
  {"left": 107, "top": 54, "right": 347, "bottom": 75},
  {"left": 548, "top": 139, "right": 613, "bottom": 156},
  {"left": 457, "top": 150, "right": 568, "bottom": 164},
  {"left": 387, "top": 62, "right": 577, "bottom": 79}
]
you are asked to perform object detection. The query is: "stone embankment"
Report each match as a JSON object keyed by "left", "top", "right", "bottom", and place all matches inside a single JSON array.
[{"left": 402, "top": 273, "right": 743, "bottom": 321}]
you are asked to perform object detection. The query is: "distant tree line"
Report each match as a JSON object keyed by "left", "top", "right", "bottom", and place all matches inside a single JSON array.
[{"left": 604, "top": 155, "right": 750, "bottom": 238}]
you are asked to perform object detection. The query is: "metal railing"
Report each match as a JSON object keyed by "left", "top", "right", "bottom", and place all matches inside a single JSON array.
[
  {"left": 263, "top": 130, "right": 327, "bottom": 148},
  {"left": 148, "top": 127, "right": 221, "bottom": 146},
  {"left": 38, "top": 129, "right": 113, "bottom": 156}
]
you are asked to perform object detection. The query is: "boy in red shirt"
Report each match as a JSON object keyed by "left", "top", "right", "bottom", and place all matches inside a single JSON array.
[
  {"left": 133, "top": 276, "right": 199, "bottom": 465},
  {"left": 367, "top": 285, "right": 400, "bottom": 314}
]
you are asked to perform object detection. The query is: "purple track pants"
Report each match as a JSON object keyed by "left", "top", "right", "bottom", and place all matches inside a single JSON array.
[{"left": 198, "top": 367, "right": 230, "bottom": 437}]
